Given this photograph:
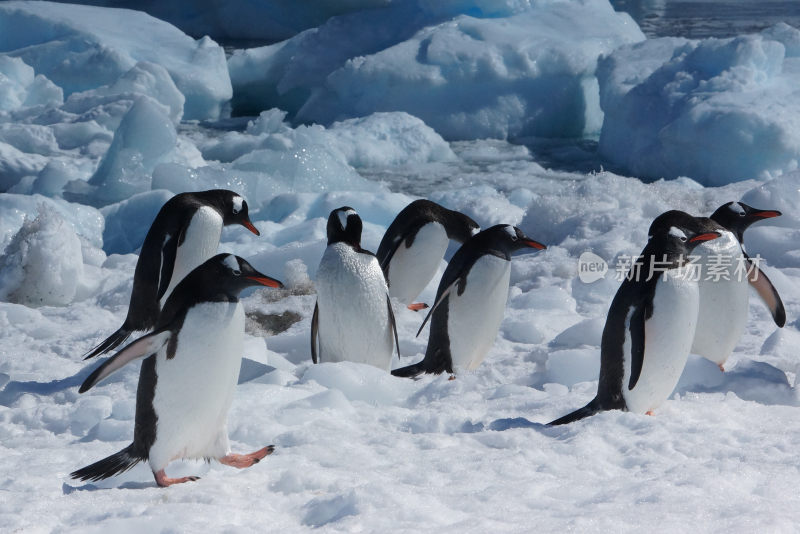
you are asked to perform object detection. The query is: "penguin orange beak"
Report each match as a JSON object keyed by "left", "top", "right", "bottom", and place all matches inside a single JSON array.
[
  {"left": 689, "top": 232, "right": 721, "bottom": 242},
  {"left": 523, "top": 239, "right": 546, "bottom": 250},
  {"left": 751, "top": 209, "right": 781, "bottom": 219},
  {"left": 246, "top": 276, "right": 284, "bottom": 288},
  {"left": 242, "top": 220, "right": 260, "bottom": 236}
]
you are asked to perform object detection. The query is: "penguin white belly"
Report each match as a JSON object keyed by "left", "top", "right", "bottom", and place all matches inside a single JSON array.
[
  {"left": 160, "top": 207, "right": 224, "bottom": 306},
  {"left": 148, "top": 301, "right": 244, "bottom": 470},
  {"left": 623, "top": 269, "right": 699, "bottom": 414},
  {"left": 387, "top": 222, "right": 449, "bottom": 304},
  {"left": 446, "top": 255, "right": 510, "bottom": 372},
  {"left": 316, "top": 243, "right": 394, "bottom": 371},
  {"left": 691, "top": 232, "right": 749, "bottom": 366}
]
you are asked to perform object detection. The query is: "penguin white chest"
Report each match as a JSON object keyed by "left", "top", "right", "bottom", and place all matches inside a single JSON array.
[
  {"left": 623, "top": 269, "right": 699, "bottom": 414},
  {"left": 387, "top": 222, "right": 449, "bottom": 304},
  {"left": 148, "top": 301, "right": 244, "bottom": 469},
  {"left": 161, "top": 207, "right": 224, "bottom": 306},
  {"left": 692, "top": 231, "right": 749, "bottom": 366},
  {"left": 316, "top": 243, "right": 394, "bottom": 370},
  {"left": 447, "top": 254, "right": 510, "bottom": 372}
]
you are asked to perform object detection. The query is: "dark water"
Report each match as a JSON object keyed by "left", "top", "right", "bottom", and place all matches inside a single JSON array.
[{"left": 612, "top": 0, "right": 800, "bottom": 39}]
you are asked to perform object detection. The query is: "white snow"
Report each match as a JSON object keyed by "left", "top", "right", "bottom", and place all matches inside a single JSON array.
[{"left": 0, "top": 0, "right": 799, "bottom": 531}]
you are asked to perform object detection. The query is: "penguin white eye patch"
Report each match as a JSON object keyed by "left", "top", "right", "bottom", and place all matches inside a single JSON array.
[
  {"left": 223, "top": 255, "right": 240, "bottom": 272},
  {"left": 232, "top": 196, "right": 244, "bottom": 214},
  {"left": 503, "top": 225, "right": 517, "bottom": 239},
  {"left": 338, "top": 209, "right": 357, "bottom": 229},
  {"left": 668, "top": 227, "right": 687, "bottom": 240},
  {"left": 730, "top": 202, "right": 745, "bottom": 215}
]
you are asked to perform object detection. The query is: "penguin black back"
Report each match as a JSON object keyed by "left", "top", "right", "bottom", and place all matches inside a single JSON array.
[{"left": 377, "top": 199, "right": 479, "bottom": 275}]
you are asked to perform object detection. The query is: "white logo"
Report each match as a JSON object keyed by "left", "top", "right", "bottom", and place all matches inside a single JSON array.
[{"left": 578, "top": 251, "right": 608, "bottom": 283}]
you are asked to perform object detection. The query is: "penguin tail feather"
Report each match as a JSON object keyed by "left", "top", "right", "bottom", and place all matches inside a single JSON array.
[
  {"left": 547, "top": 398, "right": 602, "bottom": 426},
  {"left": 70, "top": 444, "right": 142, "bottom": 482},
  {"left": 83, "top": 328, "right": 132, "bottom": 360},
  {"left": 391, "top": 362, "right": 425, "bottom": 379}
]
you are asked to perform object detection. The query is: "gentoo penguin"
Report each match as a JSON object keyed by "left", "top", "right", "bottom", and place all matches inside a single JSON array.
[
  {"left": 72, "top": 254, "right": 283, "bottom": 487},
  {"left": 391, "top": 225, "right": 545, "bottom": 378},
  {"left": 311, "top": 207, "right": 399, "bottom": 371},
  {"left": 549, "top": 211, "right": 720, "bottom": 425},
  {"left": 84, "top": 190, "right": 260, "bottom": 360},
  {"left": 377, "top": 200, "right": 479, "bottom": 311},
  {"left": 691, "top": 202, "right": 784, "bottom": 371}
]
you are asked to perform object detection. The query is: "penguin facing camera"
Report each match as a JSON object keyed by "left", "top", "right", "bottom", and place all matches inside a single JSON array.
[
  {"left": 72, "top": 254, "right": 283, "bottom": 487},
  {"left": 312, "top": 207, "right": 399, "bottom": 371}
]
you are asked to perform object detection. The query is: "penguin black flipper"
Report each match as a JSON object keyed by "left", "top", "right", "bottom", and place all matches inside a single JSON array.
[
  {"left": 156, "top": 229, "right": 181, "bottom": 301},
  {"left": 311, "top": 301, "right": 320, "bottom": 364},
  {"left": 745, "top": 253, "right": 786, "bottom": 327},
  {"left": 387, "top": 295, "right": 400, "bottom": 358},
  {"left": 415, "top": 282, "right": 457, "bottom": 338},
  {"left": 79, "top": 330, "right": 172, "bottom": 393},
  {"left": 627, "top": 304, "right": 648, "bottom": 391}
]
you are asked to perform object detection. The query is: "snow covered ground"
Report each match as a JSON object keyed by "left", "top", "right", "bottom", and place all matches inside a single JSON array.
[{"left": 1, "top": 1, "right": 800, "bottom": 532}]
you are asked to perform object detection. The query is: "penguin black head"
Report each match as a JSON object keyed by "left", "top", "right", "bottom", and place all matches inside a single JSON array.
[
  {"left": 197, "top": 189, "right": 260, "bottom": 236},
  {"left": 404, "top": 199, "right": 480, "bottom": 243},
  {"left": 480, "top": 224, "right": 546, "bottom": 258},
  {"left": 327, "top": 206, "right": 363, "bottom": 248},
  {"left": 647, "top": 210, "right": 721, "bottom": 258},
  {"left": 710, "top": 201, "right": 781, "bottom": 242},
  {"left": 187, "top": 254, "right": 284, "bottom": 299}
]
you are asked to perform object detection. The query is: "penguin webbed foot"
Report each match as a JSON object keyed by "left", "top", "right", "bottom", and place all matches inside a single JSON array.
[
  {"left": 718, "top": 363, "right": 726, "bottom": 373},
  {"left": 219, "top": 445, "right": 275, "bottom": 469},
  {"left": 407, "top": 302, "right": 428, "bottom": 312},
  {"left": 154, "top": 470, "right": 200, "bottom": 487}
]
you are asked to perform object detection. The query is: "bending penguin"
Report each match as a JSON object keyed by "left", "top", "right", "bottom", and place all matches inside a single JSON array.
[
  {"left": 549, "top": 211, "right": 720, "bottom": 425},
  {"left": 392, "top": 225, "right": 545, "bottom": 378},
  {"left": 377, "top": 199, "right": 479, "bottom": 311},
  {"left": 72, "top": 254, "right": 283, "bottom": 487},
  {"left": 311, "top": 207, "right": 399, "bottom": 371},
  {"left": 83, "top": 190, "right": 260, "bottom": 360},
  {"left": 692, "top": 201, "right": 785, "bottom": 371}
]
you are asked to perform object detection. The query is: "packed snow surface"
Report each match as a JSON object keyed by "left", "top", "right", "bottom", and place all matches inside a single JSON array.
[{"left": 0, "top": 1, "right": 800, "bottom": 531}]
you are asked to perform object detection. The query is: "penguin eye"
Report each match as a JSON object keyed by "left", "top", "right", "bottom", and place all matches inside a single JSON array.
[
  {"left": 232, "top": 269, "right": 241, "bottom": 276},
  {"left": 679, "top": 236, "right": 687, "bottom": 242},
  {"left": 232, "top": 207, "right": 240, "bottom": 215}
]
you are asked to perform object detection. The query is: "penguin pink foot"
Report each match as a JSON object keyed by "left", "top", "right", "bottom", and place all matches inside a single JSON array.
[
  {"left": 718, "top": 363, "right": 726, "bottom": 372},
  {"left": 407, "top": 302, "right": 428, "bottom": 311},
  {"left": 154, "top": 470, "right": 200, "bottom": 487},
  {"left": 646, "top": 411, "right": 655, "bottom": 416},
  {"left": 219, "top": 445, "right": 275, "bottom": 468}
]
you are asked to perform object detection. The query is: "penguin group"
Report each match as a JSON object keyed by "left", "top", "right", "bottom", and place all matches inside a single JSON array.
[{"left": 70, "top": 189, "right": 787, "bottom": 487}]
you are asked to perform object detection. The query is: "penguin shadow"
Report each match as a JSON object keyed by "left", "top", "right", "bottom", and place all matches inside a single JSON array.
[
  {"left": 237, "top": 358, "right": 278, "bottom": 384},
  {"left": 62, "top": 480, "right": 154, "bottom": 494},
  {"left": 676, "top": 355, "right": 799, "bottom": 407},
  {"left": 0, "top": 369, "right": 92, "bottom": 407},
  {"left": 0, "top": 357, "right": 274, "bottom": 407}
]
